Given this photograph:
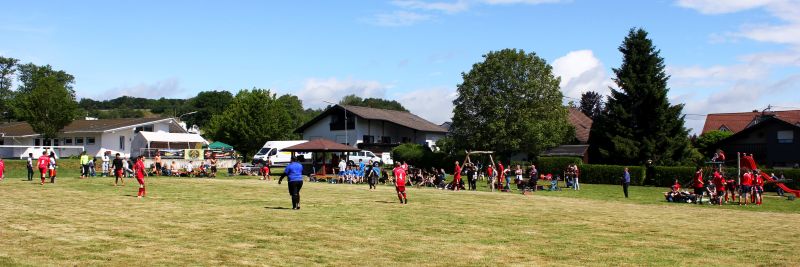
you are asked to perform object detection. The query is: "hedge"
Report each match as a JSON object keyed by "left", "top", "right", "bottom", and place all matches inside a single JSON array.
[
  {"left": 536, "top": 157, "right": 582, "bottom": 175},
  {"left": 578, "top": 164, "right": 645, "bottom": 185}
]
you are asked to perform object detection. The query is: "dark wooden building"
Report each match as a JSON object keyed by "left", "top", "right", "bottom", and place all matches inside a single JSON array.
[{"left": 715, "top": 115, "right": 800, "bottom": 168}]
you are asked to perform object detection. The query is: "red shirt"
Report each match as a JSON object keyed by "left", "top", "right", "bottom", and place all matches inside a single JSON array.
[
  {"left": 393, "top": 167, "right": 406, "bottom": 187},
  {"left": 755, "top": 175, "right": 764, "bottom": 187},
  {"left": 742, "top": 173, "right": 753, "bottom": 186},
  {"left": 718, "top": 152, "right": 726, "bottom": 161},
  {"left": 672, "top": 182, "right": 681, "bottom": 191},
  {"left": 134, "top": 159, "right": 145, "bottom": 178},
  {"left": 0, "top": 160, "right": 4, "bottom": 175},
  {"left": 37, "top": 155, "right": 50, "bottom": 169},
  {"left": 487, "top": 166, "right": 493, "bottom": 177},
  {"left": 693, "top": 171, "right": 704, "bottom": 188},
  {"left": 454, "top": 165, "right": 461, "bottom": 180},
  {"left": 498, "top": 164, "right": 505, "bottom": 178},
  {"left": 712, "top": 171, "right": 725, "bottom": 189}
]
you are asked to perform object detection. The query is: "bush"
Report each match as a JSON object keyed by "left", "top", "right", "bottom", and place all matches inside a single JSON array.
[
  {"left": 391, "top": 144, "right": 425, "bottom": 164},
  {"left": 536, "top": 157, "right": 582, "bottom": 175},
  {"left": 579, "top": 164, "right": 645, "bottom": 185}
]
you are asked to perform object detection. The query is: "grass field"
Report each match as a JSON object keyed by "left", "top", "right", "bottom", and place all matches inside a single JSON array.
[{"left": 1, "top": 166, "right": 799, "bottom": 266}]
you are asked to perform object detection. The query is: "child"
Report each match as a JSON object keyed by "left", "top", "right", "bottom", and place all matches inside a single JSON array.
[
  {"left": 37, "top": 151, "right": 49, "bottom": 185},
  {"left": 0, "top": 156, "right": 5, "bottom": 182},
  {"left": 740, "top": 171, "right": 753, "bottom": 205},
  {"left": 260, "top": 163, "right": 270, "bottom": 181},
  {"left": 48, "top": 152, "right": 57, "bottom": 183},
  {"left": 705, "top": 181, "right": 717, "bottom": 205},
  {"left": 753, "top": 171, "right": 764, "bottom": 205},
  {"left": 693, "top": 168, "right": 704, "bottom": 204},
  {"left": 134, "top": 155, "right": 147, "bottom": 198},
  {"left": 712, "top": 170, "right": 726, "bottom": 206}
]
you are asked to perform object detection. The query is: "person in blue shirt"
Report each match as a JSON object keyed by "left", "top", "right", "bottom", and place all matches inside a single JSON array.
[
  {"left": 279, "top": 157, "right": 304, "bottom": 210},
  {"left": 622, "top": 167, "right": 631, "bottom": 198}
]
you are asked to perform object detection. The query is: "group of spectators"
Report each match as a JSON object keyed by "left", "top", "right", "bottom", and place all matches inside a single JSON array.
[{"left": 75, "top": 151, "right": 219, "bottom": 179}]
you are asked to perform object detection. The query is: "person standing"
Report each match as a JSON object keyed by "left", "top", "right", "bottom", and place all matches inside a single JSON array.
[
  {"left": 27, "top": 153, "right": 34, "bottom": 181},
  {"left": 693, "top": 167, "right": 705, "bottom": 204},
  {"left": 37, "top": 151, "right": 50, "bottom": 185},
  {"left": 134, "top": 155, "right": 146, "bottom": 198},
  {"left": 0, "top": 156, "right": 5, "bottom": 182},
  {"left": 154, "top": 153, "right": 162, "bottom": 176},
  {"left": 528, "top": 164, "right": 539, "bottom": 191},
  {"left": 753, "top": 171, "right": 764, "bottom": 205},
  {"left": 572, "top": 164, "right": 581, "bottom": 191},
  {"left": 467, "top": 164, "right": 477, "bottom": 191},
  {"left": 486, "top": 164, "right": 495, "bottom": 191},
  {"left": 393, "top": 162, "right": 408, "bottom": 204},
  {"left": 497, "top": 161, "right": 506, "bottom": 191},
  {"left": 740, "top": 171, "right": 753, "bottom": 206},
  {"left": 712, "top": 169, "right": 726, "bottom": 206},
  {"left": 366, "top": 160, "right": 377, "bottom": 190},
  {"left": 279, "top": 157, "right": 304, "bottom": 210},
  {"left": 48, "top": 152, "right": 57, "bottom": 183},
  {"left": 209, "top": 155, "right": 218, "bottom": 178},
  {"left": 622, "top": 167, "right": 630, "bottom": 198},
  {"left": 79, "top": 151, "right": 90, "bottom": 179},
  {"left": 453, "top": 161, "right": 462, "bottom": 191},
  {"left": 113, "top": 153, "right": 125, "bottom": 186},
  {"left": 102, "top": 151, "right": 110, "bottom": 177}
]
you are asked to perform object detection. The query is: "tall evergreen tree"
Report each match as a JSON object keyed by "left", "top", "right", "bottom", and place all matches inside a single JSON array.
[
  {"left": 589, "top": 28, "right": 692, "bottom": 165},
  {"left": 579, "top": 91, "right": 603, "bottom": 120}
]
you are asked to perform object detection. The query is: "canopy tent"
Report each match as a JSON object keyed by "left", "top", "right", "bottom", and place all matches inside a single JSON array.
[
  {"left": 282, "top": 139, "right": 360, "bottom": 176},
  {"left": 131, "top": 132, "right": 208, "bottom": 157},
  {"left": 207, "top": 141, "right": 234, "bottom": 150}
]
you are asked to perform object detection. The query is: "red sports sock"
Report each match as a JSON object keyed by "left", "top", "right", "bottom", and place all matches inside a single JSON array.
[
  {"left": 142, "top": 187, "right": 146, "bottom": 197},
  {"left": 138, "top": 187, "right": 143, "bottom": 197}
]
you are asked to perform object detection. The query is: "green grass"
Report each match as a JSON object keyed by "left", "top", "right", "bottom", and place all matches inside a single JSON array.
[{"left": 0, "top": 166, "right": 799, "bottom": 266}]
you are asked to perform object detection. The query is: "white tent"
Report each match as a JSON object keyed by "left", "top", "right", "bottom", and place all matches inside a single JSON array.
[{"left": 131, "top": 132, "right": 208, "bottom": 156}]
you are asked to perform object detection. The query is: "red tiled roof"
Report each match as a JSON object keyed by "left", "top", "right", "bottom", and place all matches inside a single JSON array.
[
  {"left": 295, "top": 105, "right": 448, "bottom": 134},
  {"left": 702, "top": 110, "right": 800, "bottom": 134},
  {"left": 568, "top": 108, "right": 593, "bottom": 143}
]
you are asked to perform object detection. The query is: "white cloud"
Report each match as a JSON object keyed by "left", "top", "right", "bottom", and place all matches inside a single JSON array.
[
  {"left": 676, "top": 0, "right": 774, "bottom": 14},
  {"left": 667, "top": 64, "right": 768, "bottom": 88},
  {"left": 91, "top": 77, "right": 186, "bottom": 100},
  {"left": 391, "top": 0, "right": 470, "bottom": 14},
  {"left": 551, "top": 50, "right": 613, "bottom": 99},
  {"left": 482, "top": 0, "right": 568, "bottom": 5},
  {"left": 395, "top": 87, "right": 457, "bottom": 124},
  {"left": 295, "top": 77, "right": 389, "bottom": 108},
  {"left": 367, "top": 11, "right": 432, "bottom": 27}
]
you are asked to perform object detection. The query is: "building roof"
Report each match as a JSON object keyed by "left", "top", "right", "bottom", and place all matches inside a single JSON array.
[
  {"left": 136, "top": 131, "right": 207, "bottom": 144},
  {"left": 541, "top": 144, "right": 589, "bottom": 157},
  {"left": 282, "top": 138, "right": 361, "bottom": 152},
  {"left": 568, "top": 108, "right": 593, "bottom": 144},
  {"left": 295, "top": 105, "right": 448, "bottom": 134},
  {"left": 702, "top": 110, "right": 800, "bottom": 134},
  {"left": 0, "top": 117, "right": 179, "bottom": 137},
  {"left": 716, "top": 116, "right": 800, "bottom": 146}
]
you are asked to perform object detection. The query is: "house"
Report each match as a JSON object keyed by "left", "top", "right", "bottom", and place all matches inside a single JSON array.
[
  {"left": 294, "top": 105, "right": 448, "bottom": 153},
  {"left": 702, "top": 110, "right": 800, "bottom": 134},
  {"left": 0, "top": 117, "right": 191, "bottom": 158},
  {"left": 539, "top": 108, "right": 594, "bottom": 162},
  {"left": 713, "top": 114, "right": 800, "bottom": 168}
]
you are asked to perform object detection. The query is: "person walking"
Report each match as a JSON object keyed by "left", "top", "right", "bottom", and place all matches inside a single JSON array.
[
  {"left": 693, "top": 167, "right": 705, "bottom": 204},
  {"left": 154, "top": 153, "right": 162, "bottom": 176},
  {"left": 393, "top": 162, "right": 408, "bottom": 204},
  {"left": 622, "top": 167, "right": 630, "bottom": 198},
  {"left": 102, "top": 151, "right": 110, "bottom": 177},
  {"left": 37, "top": 151, "right": 50, "bottom": 185},
  {"left": 134, "top": 155, "right": 146, "bottom": 198},
  {"left": 27, "top": 152, "right": 34, "bottom": 181},
  {"left": 278, "top": 157, "right": 304, "bottom": 210},
  {"left": 366, "top": 160, "right": 377, "bottom": 190},
  {"left": 48, "top": 152, "right": 57, "bottom": 183},
  {"left": 453, "top": 161, "right": 462, "bottom": 191},
  {"left": 0, "top": 156, "right": 5, "bottom": 182},
  {"left": 113, "top": 153, "right": 125, "bottom": 186}
]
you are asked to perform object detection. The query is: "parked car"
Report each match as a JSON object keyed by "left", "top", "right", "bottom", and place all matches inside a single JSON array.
[{"left": 343, "top": 150, "right": 381, "bottom": 165}]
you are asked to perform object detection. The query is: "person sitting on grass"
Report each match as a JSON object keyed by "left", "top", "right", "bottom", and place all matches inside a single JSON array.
[
  {"left": 233, "top": 160, "right": 242, "bottom": 176},
  {"left": 705, "top": 180, "right": 717, "bottom": 205},
  {"left": 260, "top": 162, "right": 270, "bottom": 181},
  {"left": 665, "top": 179, "right": 682, "bottom": 202},
  {"left": 185, "top": 161, "right": 194, "bottom": 177},
  {"left": 170, "top": 161, "right": 179, "bottom": 176}
]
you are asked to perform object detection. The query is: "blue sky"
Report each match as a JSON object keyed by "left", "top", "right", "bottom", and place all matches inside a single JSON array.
[{"left": 2, "top": 0, "right": 799, "bottom": 133}]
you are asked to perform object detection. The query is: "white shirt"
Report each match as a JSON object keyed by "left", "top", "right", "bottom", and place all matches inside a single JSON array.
[
  {"left": 102, "top": 155, "right": 110, "bottom": 162},
  {"left": 49, "top": 158, "right": 56, "bottom": 170},
  {"left": 185, "top": 164, "right": 193, "bottom": 172},
  {"left": 338, "top": 160, "right": 346, "bottom": 171}
]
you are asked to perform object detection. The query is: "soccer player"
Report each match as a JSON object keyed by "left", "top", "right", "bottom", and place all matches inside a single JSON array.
[
  {"left": 113, "top": 153, "right": 125, "bottom": 186},
  {"left": 393, "top": 162, "right": 408, "bottom": 204},
  {"left": 487, "top": 164, "right": 495, "bottom": 191},
  {"left": 102, "top": 151, "right": 110, "bottom": 177},
  {"left": 740, "top": 171, "right": 753, "bottom": 206},
  {"left": 260, "top": 162, "right": 270, "bottom": 181},
  {"left": 726, "top": 178, "right": 738, "bottom": 204},
  {"left": 278, "top": 157, "right": 304, "bottom": 210},
  {"left": 0, "top": 156, "right": 5, "bottom": 182},
  {"left": 712, "top": 169, "right": 726, "bottom": 206},
  {"left": 693, "top": 168, "right": 704, "bottom": 204},
  {"left": 453, "top": 161, "right": 462, "bottom": 191},
  {"left": 48, "top": 152, "right": 57, "bottom": 183},
  {"left": 37, "top": 151, "right": 49, "bottom": 185},
  {"left": 134, "top": 155, "right": 147, "bottom": 198}
]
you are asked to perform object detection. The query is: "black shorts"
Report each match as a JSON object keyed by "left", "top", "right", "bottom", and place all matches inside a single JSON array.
[
  {"left": 155, "top": 163, "right": 162, "bottom": 170},
  {"left": 740, "top": 185, "right": 752, "bottom": 194},
  {"left": 211, "top": 166, "right": 217, "bottom": 172},
  {"left": 288, "top": 181, "right": 303, "bottom": 196}
]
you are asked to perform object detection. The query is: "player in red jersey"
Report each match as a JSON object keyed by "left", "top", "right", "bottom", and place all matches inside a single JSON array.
[
  {"left": 740, "top": 171, "right": 753, "bottom": 205},
  {"left": 453, "top": 161, "right": 462, "bottom": 191},
  {"left": 712, "top": 169, "right": 726, "bottom": 205},
  {"left": 693, "top": 168, "right": 705, "bottom": 204},
  {"left": 0, "top": 156, "right": 5, "bottom": 182},
  {"left": 37, "top": 151, "right": 50, "bottom": 185},
  {"left": 497, "top": 161, "right": 505, "bottom": 190},
  {"left": 753, "top": 171, "right": 764, "bottom": 205},
  {"left": 725, "top": 179, "right": 737, "bottom": 204},
  {"left": 133, "top": 155, "right": 147, "bottom": 198},
  {"left": 393, "top": 162, "right": 407, "bottom": 204}
]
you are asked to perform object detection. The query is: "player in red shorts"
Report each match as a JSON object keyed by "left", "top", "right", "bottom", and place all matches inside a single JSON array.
[
  {"left": 740, "top": 171, "right": 753, "bottom": 205},
  {"left": 133, "top": 155, "right": 147, "bottom": 198},
  {"left": 393, "top": 162, "right": 407, "bottom": 204},
  {"left": 712, "top": 169, "right": 726, "bottom": 205},
  {"left": 260, "top": 162, "right": 270, "bottom": 181},
  {"left": 453, "top": 161, "right": 462, "bottom": 191},
  {"left": 37, "top": 151, "right": 50, "bottom": 185}
]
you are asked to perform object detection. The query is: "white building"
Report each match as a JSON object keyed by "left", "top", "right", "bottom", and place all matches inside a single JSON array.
[
  {"left": 0, "top": 117, "right": 192, "bottom": 158},
  {"left": 294, "top": 105, "right": 448, "bottom": 153}
]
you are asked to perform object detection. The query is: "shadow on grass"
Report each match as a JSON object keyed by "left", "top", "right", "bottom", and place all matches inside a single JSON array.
[{"left": 264, "top": 206, "right": 290, "bottom": 210}]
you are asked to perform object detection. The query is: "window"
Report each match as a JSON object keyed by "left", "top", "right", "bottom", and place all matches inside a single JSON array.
[
  {"left": 34, "top": 138, "right": 41, "bottom": 147},
  {"left": 362, "top": 135, "right": 375, "bottom": 143},
  {"left": 87, "top": 137, "right": 96, "bottom": 145},
  {"left": 64, "top": 138, "right": 73, "bottom": 145},
  {"left": 135, "top": 124, "right": 154, "bottom": 133},
  {"left": 718, "top": 125, "right": 731, "bottom": 132},
  {"left": 778, "top": 130, "right": 794, "bottom": 144},
  {"left": 75, "top": 137, "right": 84, "bottom": 145},
  {"left": 401, "top": 137, "right": 411, "bottom": 143},
  {"left": 43, "top": 139, "right": 51, "bottom": 146},
  {"left": 380, "top": 136, "right": 392, "bottom": 144},
  {"left": 53, "top": 139, "right": 59, "bottom": 146},
  {"left": 119, "top": 136, "right": 125, "bottom": 150}
]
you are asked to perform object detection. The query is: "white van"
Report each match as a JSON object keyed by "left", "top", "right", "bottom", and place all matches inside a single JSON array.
[
  {"left": 252, "top": 140, "right": 312, "bottom": 165},
  {"left": 343, "top": 150, "right": 381, "bottom": 165}
]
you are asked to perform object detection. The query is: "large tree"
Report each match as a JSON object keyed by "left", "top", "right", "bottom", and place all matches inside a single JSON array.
[
  {"left": 0, "top": 56, "right": 20, "bottom": 119},
  {"left": 339, "top": 94, "right": 407, "bottom": 111},
  {"left": 450, "top": 48, "right": 573, "bottom": 157},
  {"left": 589, "top": 28, "right": 692, "bottom": 165},
  {"left": 185, "top": 90, "right": 233, "bottom": 128},
  {"left": 11, "top": 64, "right": 79, "bottom": 139},
  {"left": 204, "top": 89, "right": 303, "bottom": 157},
  {"left": 579, "top": 91, "right": 603, "bottom": 120}
]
